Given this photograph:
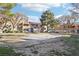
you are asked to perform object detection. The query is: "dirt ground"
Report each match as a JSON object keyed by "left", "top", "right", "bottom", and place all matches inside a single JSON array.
[{"left": 0, "top": 33, "right": 71, "bottom": 56}]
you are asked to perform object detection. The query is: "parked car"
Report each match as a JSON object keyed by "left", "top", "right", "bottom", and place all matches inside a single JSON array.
[{"left": 48, "top": 29, "right": 56, "bottom": 33}]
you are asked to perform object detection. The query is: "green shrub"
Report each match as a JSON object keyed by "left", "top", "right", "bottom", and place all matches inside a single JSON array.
[{"left": 3, "top": 29, "right": 13, "bottom": 33}]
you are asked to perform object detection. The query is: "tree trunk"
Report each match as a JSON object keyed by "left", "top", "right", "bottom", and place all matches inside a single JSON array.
[{"left": 47, "top": 25, "right": 49, "bottom": 32}]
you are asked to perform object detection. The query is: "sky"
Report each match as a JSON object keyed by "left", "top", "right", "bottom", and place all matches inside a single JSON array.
[{"left": 11, "top": 3, "right": 73, "bottom": 23}]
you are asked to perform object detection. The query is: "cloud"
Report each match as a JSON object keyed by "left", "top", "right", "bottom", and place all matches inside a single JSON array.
[
  {"left": 19, "top": 3, "right": 68, "bottom": 23},
  {"left": 51, "top": 3, "right": 63, "bottom": 7},
  {"left": 20, "top": 3, "right": 65, "bottom": 12},
  {"left": 66, "top": 6, "right": 73, "bottom": 10},
  {"left": 21, "top": 3, "right": 50, "bottom": 12},
  {"left": 28, "top": 16, "right": 41, "bottom": 23},
  {"left": 55, "top": 15, "right": 63, "bottom": 18}
]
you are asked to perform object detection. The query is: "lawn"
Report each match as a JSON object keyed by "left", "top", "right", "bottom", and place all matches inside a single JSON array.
[
  {"left": 63, "top": 35, "right": 79, "bottom": 55},
  {"left": 0, "top": 47, "right": 22, "bottom": 56}
]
